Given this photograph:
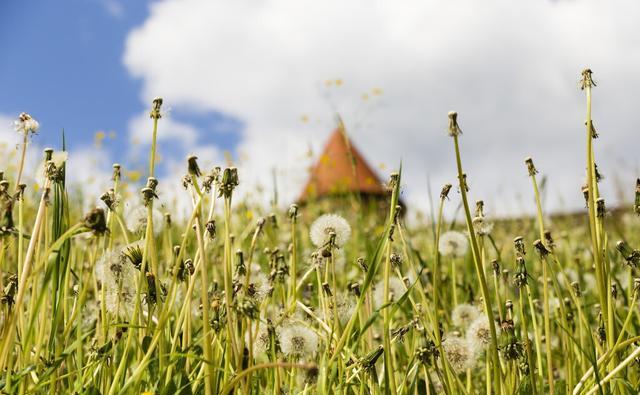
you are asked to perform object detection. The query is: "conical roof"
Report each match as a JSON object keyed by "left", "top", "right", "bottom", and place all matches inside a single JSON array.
[{"left": 298, "top": 126, "right": 386, "bottom": 203}]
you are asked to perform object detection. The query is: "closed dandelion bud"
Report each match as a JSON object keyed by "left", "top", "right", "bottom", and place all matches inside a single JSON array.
[
  {"left": 205, "top": 220, "right": 216, "bottom": 240},
  {"left": 533, "top": 239, "right": 549, "bottom": 257},
  {"left": 123, "top": 242, "right": 144, "bottom": 270},
  {"left": 634, "top": 179, "right": 640, "bottom": 215},
  {"left": 596, "top": 198, "right": 606, "bottom": 218},
  {"left": 390, "top": 253, "right": 402, "bottom": 269},
  {"left": 164, "top": 212, "right": 171, "bottom": 227},
  {"left": 187, "top": 155, "right": 201, "bottom": 177},
  {"left": 140, "top": 187, "right": 158, "bottom": 206},
  {"left": 589, "top": 120, "right": 599, "bottom": 139},
  {"left": 582, "top": 184, "right": 589, "bottom": 207},
  {"left": 388, "top": 172, "right": 400, "bottom": 191},
  {"left": 357, "top": 257, "right": 368, "bottom": 272},
  {"left": 475, "top": 200, "right": 484, "bottom": 217},
  {"left": 217, "top": 167, "right": 239, "bottom": 198},
  {"left": 513, "top": 257, "right": 528, "bottom": 288},
  {"left": 461, "top": 173, "right": 469, "bottom": 192},
  {"left": 571, "top": 281, "right": 582, "bottom": 297},
  {"left": 580, "top": 68, "right": 596, "bottom": 90},
  {"left": 544, "top": 230, "right": 555, "bottom": 251},
  {"left": 100, "top": 188, "right": 119, "bottom": 211},
  {"left": 616, "top": 241, "right": 640, "bottom": 268},
  {"left": 84, "top": 208, "right": 108, "bottom": 235},
  {"left": 634, "top": 278, "right": 640, "bottom": 293},
  {"left": 288, "top": 204, "right": 299, "bottom": 222},
  {"left": 361, "top": 345, "right": 384, "bottom": 372},
  {"left": 350, "top": 282, "right": 361, "bottom": 297},
  {"left": 1, "top": 274, "right": 18, "bottom": 306},
  {"left": 0, "top": 180, "right": 9, "bottom": 194},
  {"left": 235, "top": 250, "right": 245, "bottom": 277},
  {"left": 447, "top": 111, "right": 462, "bottom": 137},
  {"left": 15, "top": 184, "right": 26, "bottom": 201},
  {"left": 525, "top": 157, "right": 537, "bottom": 176},
  {"left": 181, "top": 175, "right": 191, "bottom": 189},
  {"left": 44, "top": 147, "right": 54, "bottom": 161},
  {"left": 202, "top": 166, "right": 220, "bottom": 193},
  {"left": 611, "top": 284, "right": 618, "bottom": 299},
  {"left": 150, "top": 97, "right": 163, "bottom": 119},
  {"left": 440, "top": 183, "right": 452, "bottom": 200},
  {"left": 322, "top": 282, "right": 332, "bottom": 297},
  {"left": 594, "top": 164, "right": 603, "bottom": 182},
  {"left": 145, "top": 273, "right": 157, "bottom": 305},
  {"left": 112, "top": 163, "right": 121, "bottom": 181},
  {"left": 146, "top": 177, "right": 158, "bottom": 191},
  {"left": 491, "top": 259, "right": 500, "bottom": 276},
  {"left": 505, "top": 299, "right": 513, "bottom": 313}
]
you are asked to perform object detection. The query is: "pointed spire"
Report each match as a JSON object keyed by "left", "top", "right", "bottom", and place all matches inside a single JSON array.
[{"left": 298, "top": 123, "right": 385, "bottom": 203}]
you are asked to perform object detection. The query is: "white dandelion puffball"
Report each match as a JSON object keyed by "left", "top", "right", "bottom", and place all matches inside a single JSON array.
[
  {"left": 309, "top": 214, "right": 351, "bottom": 248},
  {"left": 466, "top": 316, "right": 497, "bottom": 351},
  {"left": 472, "top": 216, "right": 494, "bottom": 236},
  {"left": 125, "top": 204, "right": 165, "bottom": 236},
  {"left": 14, "top": 112, "right": 39, "bottom": 134},
  {"left": 325, "top": 292, "right": 356, "bottom": 327},
  {"left": 373, "top": 277, "right": 406, "bottom": 308},
  {"left": 442, "top": 335, "right": 477, "bottom": 373},
  {"left": 439, "top": 231, "right": 468, "bottom": 258},
  {"left": 451, "top": 304, "right": 481, "bottom": 328},
  {"left": 96, "top": 248, "right": 137, "bottom": 319},
  {"left": 279, "top": 324, "right": 319, "bottom": 359},
  {"left": 246, "top": 324, "right": 273, "bottom": 356},
  {"left": 246, "top": 270, "right": 272, "bottom": 300}
]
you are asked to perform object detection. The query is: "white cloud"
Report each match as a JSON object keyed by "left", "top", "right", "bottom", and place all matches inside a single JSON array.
[{"left": 123, "top": 0, "right": 640, "bottom": 217}]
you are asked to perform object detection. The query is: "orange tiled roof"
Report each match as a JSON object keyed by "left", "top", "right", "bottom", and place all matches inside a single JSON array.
[{"left": 298, "top": 127, "right": 386, "bottom": 203}]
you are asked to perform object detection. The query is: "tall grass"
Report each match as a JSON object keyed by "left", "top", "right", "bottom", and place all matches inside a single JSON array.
[{"left": 1, "top": 69, "right": 640, "bottom": 394}]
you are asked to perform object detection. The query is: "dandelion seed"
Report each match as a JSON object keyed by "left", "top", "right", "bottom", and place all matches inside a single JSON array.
[
  {"left": 279, "top": 324, "right": 319, "bottom": 359},
  {"left": 451, "top": 303, "right": 481, "bottom": 328},
  {"left": 439, "top": 231, "right": 468, "bottom": 258},
  {"left": 442, "top": 335, "right": 477, "bottom": 373},
  {"left": 309, "top": 214, "right": 351, "bottom": 248}
]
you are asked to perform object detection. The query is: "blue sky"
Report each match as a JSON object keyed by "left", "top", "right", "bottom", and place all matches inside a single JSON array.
[
  {"left": 0, "top": 0, "right": 240, "bottom": 171},
  {"left": 1, "top": 0, "right": 639, "bottom": 216}
]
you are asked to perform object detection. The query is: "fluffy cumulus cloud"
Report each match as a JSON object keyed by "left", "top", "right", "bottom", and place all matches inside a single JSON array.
[{"left": 123, "top": 0, "right": 640, "bottom": 217}]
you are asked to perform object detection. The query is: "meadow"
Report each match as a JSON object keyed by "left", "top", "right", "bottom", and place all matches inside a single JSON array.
[{"left": 1, "top": 69, "right": 639, "bottom": 394}]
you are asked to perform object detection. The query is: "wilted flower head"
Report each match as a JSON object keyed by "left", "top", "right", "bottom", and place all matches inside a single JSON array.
[
  {"left": 14, "top": 112, "right": 39, "bottom": 134},
  {"left": 125, "top": 204, "right": 164, "bottom": 236},
  {"left": 309, "top": 214, "right": 351, "bottom": 248},
  {"left": 451, "top": 303, "right": 481, "bottom": 328},
  {"left": 439, "top": 231, "right": 468, "bottom": 258},
  {"left": 279, "top": 323, "right": 319, "bottom": 359},
  {"left": 466, "top": 316, "right": 497, "bottom": 352},
  {"left": 442, "top": 335, "right": 477, "bottom": 373}
]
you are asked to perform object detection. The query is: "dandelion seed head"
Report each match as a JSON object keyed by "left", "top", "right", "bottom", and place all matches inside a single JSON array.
[
  {"left": 442, "top": 335, "right": 477, "bottom": 373},
  {"left": 14, "top": 112, "right": 39, "bottom": 134},
  {"left": 466, "top": 316, "right": 496, "bottom": 351},
  {"left": 451, "top": 303, "right": 481, "bottom": 328},
  {"left": 125, "top": 204, "right": 164, "bottom": 236},
  {"left": 325, "top": 292, "right": 355, "bottom": 327},
  {"left": 373, "top": 277, "right": 406, "bottom": 308},
  {"left": 309, "top": 214, "right": 351, "bottom": 248},
  {"left": 472, "top": 216, "right": 493, "bottom": 236},
  {"left": 439, "top": 231, "right": 468, "bottom": 258},
  {"left": 279, "top": 324, "right": 319, "bottom": 359}
]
